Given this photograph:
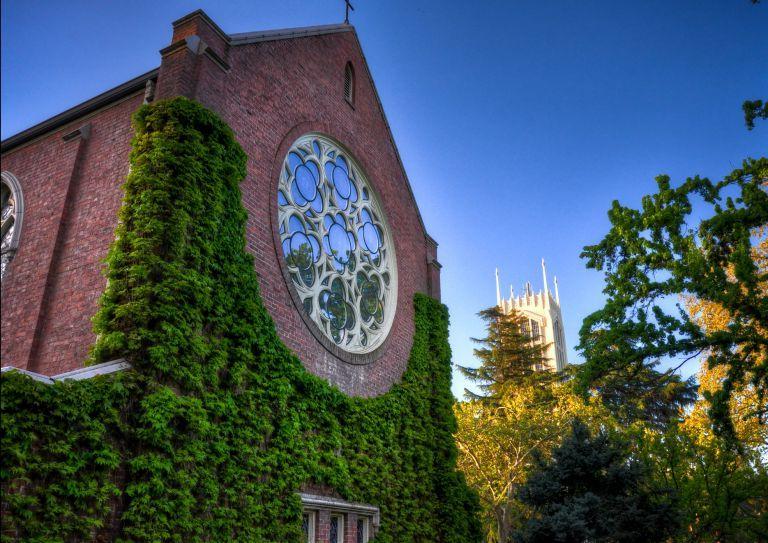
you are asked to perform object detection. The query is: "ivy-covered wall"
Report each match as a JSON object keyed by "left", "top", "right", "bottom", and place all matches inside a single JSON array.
[{"left": 0, "top": 97, "right": 482, "bottom": 543}]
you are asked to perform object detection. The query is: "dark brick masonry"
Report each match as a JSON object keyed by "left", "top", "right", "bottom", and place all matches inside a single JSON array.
[{"left": 1, "top": 10, "right": 441, "bottom": 398}]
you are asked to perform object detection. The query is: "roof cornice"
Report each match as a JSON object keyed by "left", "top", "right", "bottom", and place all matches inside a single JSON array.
[
  {"left": 230, "top": 23, "right": 352, "bottom": 46},
  {"left": 1, "top": 68, "right": 159, "bottom": 154}
]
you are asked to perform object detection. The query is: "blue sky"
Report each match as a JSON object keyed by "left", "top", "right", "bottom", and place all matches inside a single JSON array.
[{"left": 2, "top": 1, "right": 766, "bottom": 398}]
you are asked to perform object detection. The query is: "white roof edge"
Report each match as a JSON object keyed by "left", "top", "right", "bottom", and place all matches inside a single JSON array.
[
  {"left": 54, "top": 358, "right": 131, "bottom": 381},
  {"left": 230, "top": 23, "right": 352, "bottom": 45},
  {"left": 1, "top": 366, "right": 55, "bottom": 384}
]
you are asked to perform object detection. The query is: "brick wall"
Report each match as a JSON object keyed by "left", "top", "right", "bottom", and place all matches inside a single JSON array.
[
  {"left": 1, "top": 95, "right": 142, "bottom": 375},
  {"left": 0, "top": 11, "right": 440, "bottom": 397}
]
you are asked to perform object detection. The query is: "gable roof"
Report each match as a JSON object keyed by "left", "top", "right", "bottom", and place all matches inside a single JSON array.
[
  {"left": 0, "top": 18, "right": 352, "bottom": 153},
  {"left": 1, "top": 12, "right": 434, "bottom": 244}
]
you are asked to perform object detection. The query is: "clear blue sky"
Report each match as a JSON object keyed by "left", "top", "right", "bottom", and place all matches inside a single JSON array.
[{"left": 2, "top": 1, "right": 766, "bottom": 397}]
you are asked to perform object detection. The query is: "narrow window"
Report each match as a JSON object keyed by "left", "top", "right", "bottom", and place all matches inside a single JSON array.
[
  {"left": 520, "top": 320, "right": 530, "bottom": 338},
  {"left": 356, "top": 517, "right": 369, "bottom": 543},
  {"left": 1, "top": 172, "right": 24, "bottom": 280},
  {"left": 302, "top": 511, "right": 316, "bottom": 542},
  {"left": 344, "top": 62, "right": 355, "bottom": 104},
  {"left": 530, "top": 320, "right": 540, "bottom": 340},
  {"left": 330, "top": 514, "right": 344, "bottom": 543}
]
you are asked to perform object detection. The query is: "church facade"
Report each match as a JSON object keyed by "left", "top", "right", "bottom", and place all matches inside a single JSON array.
[
  {"left": 1, "top": 10, "right": 440, "bottom": 395},
  {"left": 1, "top": 10, "right": 479, "bottom": 543}
]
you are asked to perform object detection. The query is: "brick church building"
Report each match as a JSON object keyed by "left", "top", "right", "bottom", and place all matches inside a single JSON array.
[
  {"left": 1, "top": 9, "right": 471, "bottom": 543},
  {"left": 1, "top": 9, "right": 440, "bottom": 390}
]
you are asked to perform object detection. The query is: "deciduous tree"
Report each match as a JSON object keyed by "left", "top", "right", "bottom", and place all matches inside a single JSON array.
[
  {"left": 577, "top": 158, "right": 768, "bottom": 437},
  {"left": 454, "top": 382, "right": 613, "bottom": 542}
]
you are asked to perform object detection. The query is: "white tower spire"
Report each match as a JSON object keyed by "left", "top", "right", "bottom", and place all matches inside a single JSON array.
[
  {"left": 495, "top": 268, "right": 501, "bottom": 307},
  {"left": 554, "top": 275, "right": 560, "bottom": 305},
  {"left": 541, "top": 258, "right": 549, "bottom": 307}
]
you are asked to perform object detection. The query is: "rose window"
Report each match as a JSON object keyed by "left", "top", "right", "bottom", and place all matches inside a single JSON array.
[{"left": 277, "top": 135, "right": 397, "bottom": 354}]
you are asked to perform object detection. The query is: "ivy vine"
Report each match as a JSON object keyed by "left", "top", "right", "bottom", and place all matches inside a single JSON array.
[{"left": 0, "top": 97, "right": 482, "bottom": 543}]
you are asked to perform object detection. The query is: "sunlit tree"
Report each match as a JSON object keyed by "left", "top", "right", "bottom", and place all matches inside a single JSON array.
[
  {"left": 577, "top": 158, "right": 768, "bottom": 437},
  {"left": 638, "top": 284, "right": 768, "bottom": 542},
  {"left": 454, "top": 382, "right": 614, "bottom": 542}
]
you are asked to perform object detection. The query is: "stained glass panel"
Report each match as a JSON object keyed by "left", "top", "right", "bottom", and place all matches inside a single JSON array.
[{"left": 277, "top": 135, "right": 397, "bottom": 354}]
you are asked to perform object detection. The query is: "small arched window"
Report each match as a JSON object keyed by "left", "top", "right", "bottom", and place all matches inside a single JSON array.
[
  {"left": 1, "top": 171, "right": 24, "bottom": 280},
  {"left": 344, "top": 62, "right": 355, "bottom": 104}
]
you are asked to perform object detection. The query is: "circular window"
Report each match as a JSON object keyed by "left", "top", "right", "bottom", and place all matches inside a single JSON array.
[{"left": 277, "top": 134, "right": 397, "bottom": 355}]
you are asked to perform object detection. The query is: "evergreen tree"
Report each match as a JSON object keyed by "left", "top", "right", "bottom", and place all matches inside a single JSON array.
[
  {"left": 515, "top": 420, "right": 677, "bottom": 543},
  {"left": 457, "top": 306, "right": 552, "bottom": 400},
  {"left": 455, "top": 382, "right": 616, "bottom": 543}
]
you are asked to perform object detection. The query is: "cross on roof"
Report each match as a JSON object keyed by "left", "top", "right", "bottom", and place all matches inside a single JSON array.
[{"left": 344, "top": 0, "right": 355, "bottom": 24}]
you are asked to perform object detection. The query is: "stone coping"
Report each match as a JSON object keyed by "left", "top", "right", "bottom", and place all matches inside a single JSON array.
[{"left": 1, "top": 358, "right": 130, "bottom": 384}]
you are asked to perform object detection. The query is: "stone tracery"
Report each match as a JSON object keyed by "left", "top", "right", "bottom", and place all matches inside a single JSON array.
[{"left": 277, "top": 135, "right": 396, "bottom": 354}]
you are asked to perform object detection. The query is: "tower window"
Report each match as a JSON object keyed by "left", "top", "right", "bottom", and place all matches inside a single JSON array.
[
  {"left": 530, "top": 319, "right": 540, "bottom": 340},
  {"left": 522, "top": 319, "right": 540, "bottom": 340},
  {"left": 344, "top": 62, "right": 355, "bottom": 104},
  {"left": 521, "top": 320, "right": 530, "bottom": 337}
]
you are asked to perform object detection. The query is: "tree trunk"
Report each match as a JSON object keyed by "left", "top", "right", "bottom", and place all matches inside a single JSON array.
[{"left": 495, "top": 506, "right": 512, "bottom": 543}]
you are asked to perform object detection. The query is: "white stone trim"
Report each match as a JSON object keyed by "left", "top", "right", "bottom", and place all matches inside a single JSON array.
[
  {"left": 299, "top": 492, "right": 380, "bottom": 530},
  {"left": 0, "top": 358, "right": 130, "bottom": 384},
  {"left": 0, "top": 366, "right": 55, "bottom": 384},
  {"left": 1, "top": 171, "right": 25, "bottom": 279},
  {"left": 53, "top": 359, "right": 131, "bottom": 380}
]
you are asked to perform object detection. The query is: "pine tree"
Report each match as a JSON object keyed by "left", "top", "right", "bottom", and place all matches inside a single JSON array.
[
  {"left": 515, "top": 420, "right": 677, "bottom": 543},
  {"left": 457, "top": 306, "right": 552, "bottom": 400}
]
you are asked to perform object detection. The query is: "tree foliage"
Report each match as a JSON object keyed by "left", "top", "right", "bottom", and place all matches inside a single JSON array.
[
  {"left": 636, "top": 291, "right": 768, "bottom": 541},
  {"left": 641, "top": 406, "right": 768, "bottom": 542},
  {"left": 743, "top": 99, "right": 768, "bottom": 130},
  {"left": 457, "top": 306, "right": 552, "bottom": 400},
  {"left": 454, "top": 382, "right": 613, "bottom": 543},
  {"left": 577, "top": 158, "right": 768, "bottom": 436},
  {"left": 639, "top": 358, "right": 768, "bottom": 541},
  {"left": 515, "top": 420, "right": 677, "bottom": 543},
  {"left": 587, "top": 359, "right": 698, "bottom": 429}
]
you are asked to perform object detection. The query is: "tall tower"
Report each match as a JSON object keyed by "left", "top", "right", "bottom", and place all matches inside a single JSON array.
[{"left": 495, "top": 260, "right": 568, "bottom": 372}]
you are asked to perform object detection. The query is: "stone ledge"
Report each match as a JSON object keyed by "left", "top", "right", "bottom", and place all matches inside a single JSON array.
[
  {"left": 299, "top": 492, "right": 380, "bottom": 529},
  {"left": 1, "top": 358, "right": 130, "bottom": 384}
]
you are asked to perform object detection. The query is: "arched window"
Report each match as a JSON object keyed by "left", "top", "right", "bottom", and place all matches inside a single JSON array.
[
  {"left": 1, "top": 171, "right": 24, "bottom": 280},
  {"left": 344, "top": 62, "right": 355, "bottom": 104}
]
